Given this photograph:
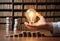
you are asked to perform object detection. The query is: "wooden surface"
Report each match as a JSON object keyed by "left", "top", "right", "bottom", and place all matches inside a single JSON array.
[{"left": 0, "top": 30, "right": 60, "bottom": 41}]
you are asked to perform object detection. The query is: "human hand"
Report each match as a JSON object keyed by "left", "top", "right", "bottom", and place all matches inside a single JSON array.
[{"left": 24, "top": 12, "right": 47, "bottom": 30}]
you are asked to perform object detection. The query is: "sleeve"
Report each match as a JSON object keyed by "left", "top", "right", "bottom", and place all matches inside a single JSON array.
[{"left": 52, "top": 22, "right": 60, "bottom": 34}]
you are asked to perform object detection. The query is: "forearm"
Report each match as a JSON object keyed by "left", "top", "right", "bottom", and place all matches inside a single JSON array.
[
  {"left": 47, "top": 22, "right": 60, "bottom": 34},
  {"left": 42, "top": 22, "right": 53, "bottom": 32},
  {"left": 46, "top": 22, "right": 53, "bottom": 32},
  {"left": 39, "top": 22, "right": 53, "bottom": 32}
]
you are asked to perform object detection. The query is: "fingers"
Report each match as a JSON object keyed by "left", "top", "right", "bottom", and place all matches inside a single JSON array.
[
  {"left": 24, "top": 22, "right": 39, "bottom": 27},
  {"left": 24, "top": 12, "right": 46, "bottom": 30},
  {"left": 24, "top": 22, "right": 39, "bottom": 30},
  {"left": 24, "top": 22, "right": 29, "bottom": 27},
  {"left": 24, "top": 22, "right": 33, "bottom": 29}
]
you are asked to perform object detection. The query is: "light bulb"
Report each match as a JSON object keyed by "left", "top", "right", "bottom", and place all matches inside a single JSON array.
[{"left": 25, "top": 8, "right": 37, "bottom": 24}]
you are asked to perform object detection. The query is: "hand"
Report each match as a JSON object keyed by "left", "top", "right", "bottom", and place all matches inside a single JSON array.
[{"left": 24, "top": 13, "right": 47, "bottom": 30}]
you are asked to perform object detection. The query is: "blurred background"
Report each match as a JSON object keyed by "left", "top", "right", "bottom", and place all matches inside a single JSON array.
[{"left": 0, "top": 0, "right": 60, "bottom": 32}]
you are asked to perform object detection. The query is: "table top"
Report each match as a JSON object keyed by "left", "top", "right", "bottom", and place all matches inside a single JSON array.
[{"left": 0, "top": 30, "right": 60, "bottom": 41}]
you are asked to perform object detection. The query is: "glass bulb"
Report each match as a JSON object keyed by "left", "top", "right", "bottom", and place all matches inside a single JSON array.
[{"left": 25, "top": 8, "right": 37, "bottom": 24}]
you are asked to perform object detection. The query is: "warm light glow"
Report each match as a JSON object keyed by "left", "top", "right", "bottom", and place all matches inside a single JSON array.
[
  {"left": 29, "top": 11, "right": 34, "bottom": 18},
  {"left": 25, "top": 8, "right": 37, "bottom": 24}
]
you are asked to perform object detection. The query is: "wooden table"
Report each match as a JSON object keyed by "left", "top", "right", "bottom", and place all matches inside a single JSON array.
[{"left": 0, "top": 30, "right": 60, "bottom": 41}]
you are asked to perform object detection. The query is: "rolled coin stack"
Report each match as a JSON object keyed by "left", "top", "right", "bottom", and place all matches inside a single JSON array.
[{"left": 9, "top": 31, "right": 45, "bottom": 37}]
